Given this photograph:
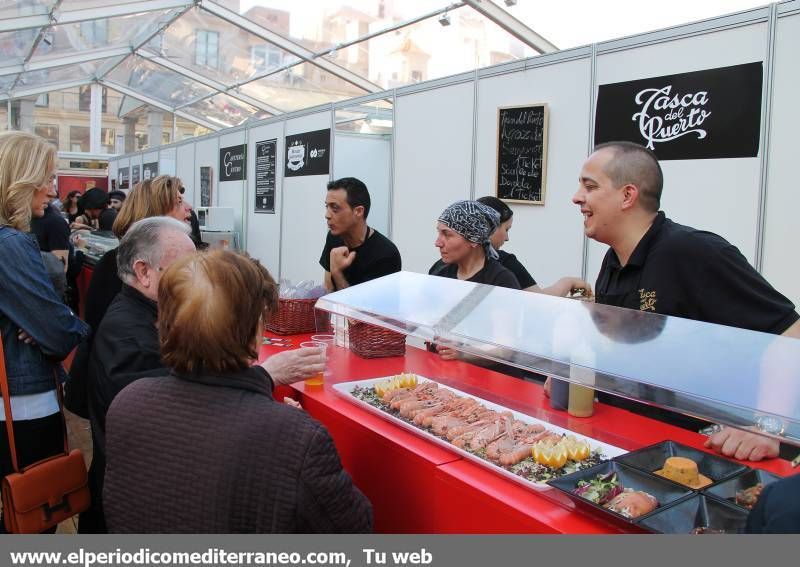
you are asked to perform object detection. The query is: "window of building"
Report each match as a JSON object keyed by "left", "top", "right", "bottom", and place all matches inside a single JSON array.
[
  {"left": 101, "top": 128, "right": 115, "bottom": 153},
  {"left": 195, "top": 30, "right": 219, "bottom": 69},
  {"left": 35, "top": 93, "right": 49, "bottom": 107},
  {"left": 79, "top": 19, "right": 108, "bottom": 45},
  {"left": 135, "top": 132, "right": 148, "bottom": 150},
  {"left": 69, "top": 125, "right": 90, "bottom": 152},
  {"left": 35, "top": 124, "right": 58, "bottom": 147},
  {"left": 411, "top": 70, "right": 422, "bottom": 83},
  {"left": 79, "top": 86, "right": 108, "bottom": 113},
  {"left": 251, "top": 44, "right": 282, "bottom": 73}
]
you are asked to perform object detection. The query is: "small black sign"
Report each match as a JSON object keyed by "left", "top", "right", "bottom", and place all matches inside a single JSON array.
[
  {"left": 131, "top": 164, "right": 140, "bottom": 186},
  {"left": 118, "top": 167, "right": 129, "bottom": 189},
  {"left": 594, "top": 62, "right": 763, "bottom": 160},
  {"left": 143, "top": 162, "right": 159, "bottom": 180},
  {"left": 255, "top": 139, "right": 277, "bottom": 214},
  {"left": 495, "top": 104, "right": 548, "bottom": 204},
  {"left": 284, "top": 129, "right": 330, "bottom": 177},
  {"left": 219, "top": 144, "right": 247, "bottom": 182},
  {"left": 200, "top": 166, "right": 212, "bottom": 207}
]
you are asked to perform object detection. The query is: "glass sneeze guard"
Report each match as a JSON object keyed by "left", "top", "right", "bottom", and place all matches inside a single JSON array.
[{"left": 315, "top": 271, "right": 800, "bottom": 447}]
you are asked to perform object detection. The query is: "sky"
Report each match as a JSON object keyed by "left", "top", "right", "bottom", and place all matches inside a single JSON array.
[{"left": 238, "top": 0, "right": 772, "bottom": 50}]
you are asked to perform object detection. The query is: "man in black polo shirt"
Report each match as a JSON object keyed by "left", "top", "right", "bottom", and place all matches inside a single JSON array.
[
  {"left": 572, "top": 140, "right": 800, "bottom": 461},
  {"left": 320, "top": 177, "right": 401, "bottom": 291}
]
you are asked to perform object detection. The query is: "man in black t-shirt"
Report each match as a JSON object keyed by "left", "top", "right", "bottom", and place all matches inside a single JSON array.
[
  {"left": 319, "top": 177, "right": 401, "bottom": 291},
  {"left": 571, "top": 141, "right": 800, "bottom": 462}
]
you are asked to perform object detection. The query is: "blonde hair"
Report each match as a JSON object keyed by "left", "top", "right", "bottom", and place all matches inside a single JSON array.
[
  {"left": 158, "top": 250, "right": 278, "bottom": 374},
  {"left": 0, "top": 131, "right": 56, "bottom": 232},
  {"left": 112, "top": 175, "right": 183, "bottom": 238}
]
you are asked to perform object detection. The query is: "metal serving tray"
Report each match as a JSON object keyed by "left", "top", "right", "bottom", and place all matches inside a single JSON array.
[
  {"left": 333, "top": 375, "right": 626, "bottom": 491},
  {"left": 704, "top": 469, "right": 783, "bottom": 511},
  {"left": 638, "top": 494, "right": 749, "bottom": 534},
  {"left": 547, "top": 461, "right": 694, "bottom": 531},
  {"left": 614, "top": 440, "right": 748, "bottom": 488}
]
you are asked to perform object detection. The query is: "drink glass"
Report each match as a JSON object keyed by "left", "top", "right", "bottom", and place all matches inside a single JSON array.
[{"left": 300, "top": 340, "right": 327, "bottom": 387}]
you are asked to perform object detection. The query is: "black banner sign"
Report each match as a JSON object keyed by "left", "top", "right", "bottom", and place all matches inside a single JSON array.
[
  {"left": 495, "top": 104, "right": 548, "bottom": 204},
  {"left": 284, "top": 129, "right": 330, "bottom": 177},
  {"left": 594, "top": 62, "right": 763, "bottom": 160},
  {"left": 118, "top": 167, "right": 129, "bottom": 190},
  {"left": 255, "top": 139, "right": 277, "bottom": 214},
  {"left": 219, "top": 144, "right": 247, "bottom": 182},
  {"left": 131, "top": 164, "right": 140, "bottom": 186},
  {"left": 142, "top": 162, "right": 159, "bottom": 180}
]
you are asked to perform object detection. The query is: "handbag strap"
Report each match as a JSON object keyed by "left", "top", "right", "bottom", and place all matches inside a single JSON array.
[{"left": 0, "top": 331, "right": 69, "bottom": 474}]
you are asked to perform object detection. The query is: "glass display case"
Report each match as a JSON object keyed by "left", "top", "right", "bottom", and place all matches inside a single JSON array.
[
  {"left": 315, "top": 271, "right": 800, "bottom": 449},
  {"left": 74, "top": 230, "right": 119, "bottom": 264}
]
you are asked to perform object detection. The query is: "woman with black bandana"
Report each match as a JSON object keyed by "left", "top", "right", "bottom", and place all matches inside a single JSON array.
[{"left": 429, "top": 200, "right": 520, "bottom": 289}]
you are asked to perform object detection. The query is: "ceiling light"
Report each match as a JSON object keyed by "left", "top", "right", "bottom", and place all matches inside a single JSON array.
[{"left": 438, "top": 12, "right": 451, "bottom": 26}]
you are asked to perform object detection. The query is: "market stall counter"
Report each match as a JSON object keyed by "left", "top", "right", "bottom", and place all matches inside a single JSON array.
[{"left": 259, "top": 335, "right": 794, "bottom": 534}]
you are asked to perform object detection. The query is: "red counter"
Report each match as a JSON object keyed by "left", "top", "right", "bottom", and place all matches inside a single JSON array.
[{"left": 259, "top": 335, "right": 794, "bottom": 534}]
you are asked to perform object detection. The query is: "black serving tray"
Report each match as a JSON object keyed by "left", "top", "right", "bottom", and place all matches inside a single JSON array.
[
  {"left": 704, "top": 468, "right": 783, "bottom": 511},
  {"left": 547, "top": 460, "right": 693, "bottom": 530},
  {"left": 614, "top": 440, "right": 748, "bottom": 488},
  {"left": 638, "top": 494, "right": 749, "bottom": 534}
]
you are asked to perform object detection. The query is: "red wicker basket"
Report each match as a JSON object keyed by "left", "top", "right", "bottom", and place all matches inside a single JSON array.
[
  {"left": 265, "top": 298, "right": 317, "bottom": 335},
  {"left": 348, "top": 321, "right": 406, "bottom": 358}
]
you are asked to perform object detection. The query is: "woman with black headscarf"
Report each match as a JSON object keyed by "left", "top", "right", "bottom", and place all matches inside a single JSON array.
[{"left": 429, "top": 199, "right": 520, "bottom": 289}]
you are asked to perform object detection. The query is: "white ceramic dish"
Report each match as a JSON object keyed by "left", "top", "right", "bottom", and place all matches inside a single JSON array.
[{"left": 333, "top": 374, "right": 627, "bottom": 491}]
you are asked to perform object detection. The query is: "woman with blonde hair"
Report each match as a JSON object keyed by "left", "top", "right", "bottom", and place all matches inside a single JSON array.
[
  {"left": 0, "top": 131, "right": 89, "bottom": 532},
  {"left": 103, "top": 250, "right": 372, "bottom": 533}
]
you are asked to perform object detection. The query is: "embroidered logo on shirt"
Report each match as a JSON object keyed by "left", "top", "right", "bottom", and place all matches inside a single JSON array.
[{"left": 638, "top": 289, "right": 657, "bottom": 312}]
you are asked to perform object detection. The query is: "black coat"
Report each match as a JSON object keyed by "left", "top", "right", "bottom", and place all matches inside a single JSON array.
[
  {"left": 746, "top": 473, "right": 800, "bottom": 534},
  {"left": 103, "top": 366, "right": 373, "bottom": 533}
]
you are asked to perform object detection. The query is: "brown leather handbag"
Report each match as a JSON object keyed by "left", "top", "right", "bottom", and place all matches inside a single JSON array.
[{"left": 0, "top": 336, "right": 90, "bottom": 533}]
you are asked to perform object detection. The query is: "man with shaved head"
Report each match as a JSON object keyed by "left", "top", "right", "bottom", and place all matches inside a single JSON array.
[{"left": 571, "top": 141, "right": 800, "bottom": 462}]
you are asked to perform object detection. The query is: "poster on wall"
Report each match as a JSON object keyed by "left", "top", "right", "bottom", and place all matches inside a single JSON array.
[
  {"left": 131, "top": 164, "right": 140, "bottom": 186},
  {"left": 594, "top": 62, "right": 763, "bottom": 160},
  {"left": 219, "top": 144, "right": 247, "bottom": 182},
  {"left": 284, "top": 128, "right": 330, "bottom": 177},
  {"left": 495, "top": 104, "right": 548, "bottom": 205},
  {"left": 200, "top": 166, "right": 213, "bottom": 207},
  {"left": 118, "top": 167, "right": 129, "bottom": 189},
  {"left": 143, "top": 162, "right": 159, "bottom": 180},
  {"left": 255, "top": 139, "right": 277, "bottom": 214}
]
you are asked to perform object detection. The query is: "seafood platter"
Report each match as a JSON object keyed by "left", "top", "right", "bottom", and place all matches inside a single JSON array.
[
  {"left": 334, "top": 373, "right": 627, "bottom": 490},
  {"left": 550, "top": 440, "right": 784, "bottom": 533}
]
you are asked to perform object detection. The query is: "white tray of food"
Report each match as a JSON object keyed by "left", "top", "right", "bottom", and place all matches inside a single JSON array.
[{"left": 333, "top": 374, "right": 627, "bottom": 491}]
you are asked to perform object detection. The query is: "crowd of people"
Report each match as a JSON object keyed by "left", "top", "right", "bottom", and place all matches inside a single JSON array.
[{"left": 0, "top": 129, "right": 797, "bottom": 534}]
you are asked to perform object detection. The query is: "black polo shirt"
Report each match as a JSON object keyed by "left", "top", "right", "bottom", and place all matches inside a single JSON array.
[
  {"left": 319, "top": 228, "right": 401, "bottom": 290},
  {"left": 596, "top": 212, "right": 799, "bottom": 434},
  {"left": 429, "top": 258, "right": 520, "bottom": 289},
  {"left": 497, "top": 250, "right": 536, "bottom": 289},
  {"left": 596, "top": 211, "right": 798, "bottom": 333}
]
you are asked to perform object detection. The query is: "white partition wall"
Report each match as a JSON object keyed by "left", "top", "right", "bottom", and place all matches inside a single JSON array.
[
  {"left": 279, "top": 111, "right": 332, "bottom": 284},
  {"left": 762, "top": 5, "right": 800, "bottom": 306},
  {"left": 246, "top": 122, "right": 284, "bottom": 276},
  {"left": 175, "top": 143, "right": 195, "bottom": 205},
  {"left": 217, "top": 130, "right": 247, "bottom": 236},
  {"left": 474, "top": 53, "right": 592, "bottom": 287},
  {"left": 333, "top": 133, "right": 391, "bottom": 237},
  {"left": 193, "top": 137, "right": 219, "bottom": 209},
  {"left": 587, "top": 17, "right": 771, "bottom": 284},
  {"left": 393, "top": 80, "right": 476, "bottom": 274}
]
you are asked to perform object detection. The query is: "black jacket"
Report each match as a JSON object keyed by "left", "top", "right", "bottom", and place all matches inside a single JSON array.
[
  {"left": 746, "top": 473, "right": 800, "bottom": 534},
  {"left": 104, "top": 366, "right": 373, "bottom": 533},
  {"left": 88, "top": 284, "right": 164, "bottom": 462}
]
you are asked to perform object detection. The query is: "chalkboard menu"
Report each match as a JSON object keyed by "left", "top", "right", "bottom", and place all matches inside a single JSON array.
[
  {"left": 254, "top": 139, "right": 276, "bottom": 214},
  {"left": 118, "top": 167, "right": 129, "bottom": 189},
  {"left": 495, "top": 103, "right": 548, "bottom": 205},
  {"left": 131, "top": 164, "right": 140, "bottom": 186},
  {"left": 200, "top": 166, "right": 212, "bottom": 207}
]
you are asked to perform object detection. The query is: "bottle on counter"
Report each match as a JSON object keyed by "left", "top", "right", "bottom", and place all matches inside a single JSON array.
[{"left": 567, "top": 341, "right": 596, "bottom": 418}]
